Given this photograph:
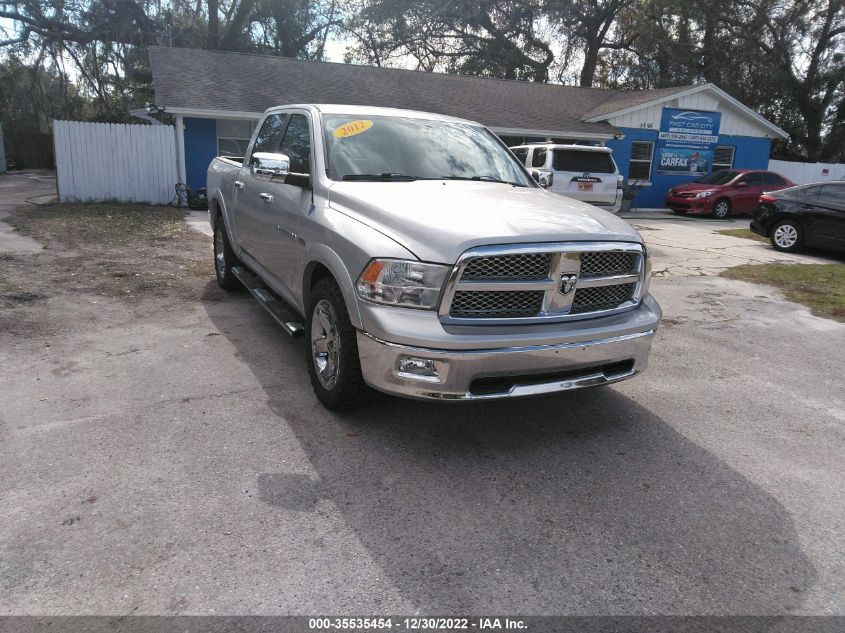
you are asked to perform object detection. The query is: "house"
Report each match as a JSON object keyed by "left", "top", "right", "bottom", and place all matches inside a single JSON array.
[{"left": 147, "top": 46, "right": 789, "bottom": 208}]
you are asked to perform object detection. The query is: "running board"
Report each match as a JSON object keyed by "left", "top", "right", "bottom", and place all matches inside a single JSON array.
[{"left": 231, "top": 266, "right": 305, "bottom": 338}]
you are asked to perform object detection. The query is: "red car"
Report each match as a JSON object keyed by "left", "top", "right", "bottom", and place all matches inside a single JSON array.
[{"left": 665, "top": 169, "right": 794, "bottom": 219}]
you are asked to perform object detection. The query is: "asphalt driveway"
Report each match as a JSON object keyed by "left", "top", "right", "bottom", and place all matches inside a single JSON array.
[{"left": 1, "top": 201, "right": 843, "bottom": 616}]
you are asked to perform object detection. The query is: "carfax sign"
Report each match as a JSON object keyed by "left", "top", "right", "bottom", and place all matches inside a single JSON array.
[{"left": 655, "top": 108, "right": 721, "bottom": 175}]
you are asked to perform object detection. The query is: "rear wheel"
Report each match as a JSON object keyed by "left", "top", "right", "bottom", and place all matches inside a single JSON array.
[
  {"left": 711, "top": 198, "right": 731, "bottom": 219},
  {"left": 305, "top": 278, "right": 369, "bottom": 409},
  {"left": 771, "top": 219, "right": 804, "bottom": 253},
  {"left": 213, "top": 219, "right": 241, "bottom": 291}
]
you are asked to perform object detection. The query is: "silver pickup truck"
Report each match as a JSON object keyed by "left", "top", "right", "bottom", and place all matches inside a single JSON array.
[{"left": 206, "top": 104, "right": 661, "bottom": 409}]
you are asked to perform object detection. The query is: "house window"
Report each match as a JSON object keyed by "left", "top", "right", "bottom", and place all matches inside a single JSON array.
[
  {"left": 713, "top": 146, "right": 735, "bottom": 171},
  {"left": 217, "top": 119, "right": 256, "bottom": 158},
  {"left": 628, "top": 141, "right": 654, "bottom": 182}
]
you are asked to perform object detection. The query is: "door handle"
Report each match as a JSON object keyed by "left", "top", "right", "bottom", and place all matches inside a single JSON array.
[
  {"left": 234, "top": 180, "right": 245, "bottom": 189},
  {"left": 259, "top": 193, "right": 274, "bottom": 204}
]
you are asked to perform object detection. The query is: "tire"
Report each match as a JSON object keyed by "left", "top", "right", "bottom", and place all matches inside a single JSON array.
[
  {"left": 305, "top": 277, "right": 370, "bottom": 409},
  {"left": 711, "top": 198, "right": 731, "bottom": 219},
  {"left": 770, "top": 219, "right": 804, "bottom": 253},
  {"left": 671, "top": 209, "right": 688, "bottom": 215},
  {"left": 213, "top": 218, "right": 241, "bottom": 291}
]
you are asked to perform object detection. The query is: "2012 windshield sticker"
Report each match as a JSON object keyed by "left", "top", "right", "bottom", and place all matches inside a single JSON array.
[{"left": 333, "top": 120, "right": 374, "bottom": 139}]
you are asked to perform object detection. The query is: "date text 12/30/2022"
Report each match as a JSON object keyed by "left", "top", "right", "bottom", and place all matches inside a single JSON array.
[{"left": 308, "top": 617, "right": 528, "bottom": 630}]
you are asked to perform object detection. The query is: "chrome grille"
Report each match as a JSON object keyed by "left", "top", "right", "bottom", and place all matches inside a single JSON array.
[
  {"left": 461, "top": 253, "right": 551, "bottom": 280},
  {"left": 580, "top": 251, "right": 638, "bottom": 277},
  {"left": 442, "top": 243, "right": 645, "bottom": 323},
  {"left": 570, "top": 283, "right": 637, "bottom": 314},
  {"left": 450, "top": 290, "right": 544, "bottom": 318}
]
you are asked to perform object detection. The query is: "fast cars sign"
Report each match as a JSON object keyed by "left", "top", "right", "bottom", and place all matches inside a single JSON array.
[{"left": 655, "top": 108, "right": 722, "bottom": 175}]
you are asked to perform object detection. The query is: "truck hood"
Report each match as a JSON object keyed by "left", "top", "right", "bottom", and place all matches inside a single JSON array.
[{"left": 327, "top": 180, "right": 642, "bottom": 263}]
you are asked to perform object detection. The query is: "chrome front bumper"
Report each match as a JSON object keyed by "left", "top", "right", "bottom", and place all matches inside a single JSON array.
[{"left": 357, "top": 322, "right": 657, "bottom": 401}]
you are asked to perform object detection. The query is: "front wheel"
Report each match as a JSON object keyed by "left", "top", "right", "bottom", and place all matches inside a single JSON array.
[
  {"left": 711, "top": 198, "right": 731, "bottom": 219},
  {"left": 771, "top": 219, "right": 804, "bottom": 253},
  {"left": 213, "top": 220, "right": 241, "bottom": 291},
  {"left": 712, "top": 198, "right": 731, "bottom": 220},
  {"left": 305, "top": 278, "right": 370, "bottom": 409}
]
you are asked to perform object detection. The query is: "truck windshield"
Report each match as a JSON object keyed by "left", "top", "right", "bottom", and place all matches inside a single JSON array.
[{"left": 322, "top": 114, "right": 533, "bottom": 186}]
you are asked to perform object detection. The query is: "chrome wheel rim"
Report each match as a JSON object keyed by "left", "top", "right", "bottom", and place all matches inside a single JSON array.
[
  {"left": 311, "top": 299, "right": 340, "bottom": 390},
  {"left": 214, "top": 228, "right": 226, "bottom": 278},
  {"left": 714, "top": 201, "right": 729, "bottom": 218},
  {"left": 774, "top": 224, "right": 798, "bottom": 248}
]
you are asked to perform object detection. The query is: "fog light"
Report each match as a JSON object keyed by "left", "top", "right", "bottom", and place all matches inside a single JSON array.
[{"left": 396, "top": 357, "right": 441, "bottom": 382}]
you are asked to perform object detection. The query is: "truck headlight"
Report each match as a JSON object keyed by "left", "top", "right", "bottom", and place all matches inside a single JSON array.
[
  {"left": 356, "top": 259, "right": 450, "bottom": 309},
  {"left": 641, "top": 247, "right": 652, "bottom": 297}
]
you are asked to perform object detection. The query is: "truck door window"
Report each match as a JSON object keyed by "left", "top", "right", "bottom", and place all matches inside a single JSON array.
[
  {"left": 250, "top": 114, "right": 286, "bottom": 160},
  {"left": 280, "top": 114, "right": 312, "bottom": 175}
]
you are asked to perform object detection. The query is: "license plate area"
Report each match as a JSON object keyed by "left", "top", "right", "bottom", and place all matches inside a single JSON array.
[{"left": 577, "top": 182, "right": 593, "bottom": 192}]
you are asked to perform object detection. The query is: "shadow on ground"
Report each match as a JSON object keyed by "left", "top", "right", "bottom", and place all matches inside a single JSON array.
[{"left": 202, "top": 281, "right": 815, "bottom": 614}]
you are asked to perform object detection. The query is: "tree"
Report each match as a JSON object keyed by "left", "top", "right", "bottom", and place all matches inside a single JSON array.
[
  {"left": 546, "top": 0, "right": 636, "bottom": 87},
  {"left": 0, "top": 0, "right": 348, "bottom": 119},
  {"left": 752, "top": 0, "right": 845, "bottom": 161},
  {"left": 347, "top": 0, "right": 554, "bottom": 81}
]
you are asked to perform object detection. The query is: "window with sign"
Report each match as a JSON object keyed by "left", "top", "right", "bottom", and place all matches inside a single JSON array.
[
  {"left": 713, "top": 146, "right": 735, "bottom": 171},
  {"left": 628, "top": 141, "right": 654, "bottom": 182}
]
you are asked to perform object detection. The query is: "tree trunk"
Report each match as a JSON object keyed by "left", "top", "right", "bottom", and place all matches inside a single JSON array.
[
  {"left": 207, "top": 0, "right": 219, "bottom": 49},
  {"left": 580, "top": 38, "right": 600, "bottom": 87}
]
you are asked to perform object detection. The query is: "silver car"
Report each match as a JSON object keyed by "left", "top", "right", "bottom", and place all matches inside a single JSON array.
[{"left": 206, "top": 104, "right": 660, "bottom": 409}]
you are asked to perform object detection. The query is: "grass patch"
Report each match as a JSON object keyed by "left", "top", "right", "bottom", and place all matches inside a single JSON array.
[
  {"left": 4, "top": 203, "right": 212, "bottom": 302},
  {"left": 721, "top": 263, "right": 845, "bottom": 322},
  {"left": 717, "top": 228, "right": 769, "bottom": 243},
  {"left": 8, "top": 203, "right": 190, "bottom": 247}
]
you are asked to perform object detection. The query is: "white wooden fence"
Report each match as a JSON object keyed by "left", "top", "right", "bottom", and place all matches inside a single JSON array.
[
  {"left": 768, "top": 158, "right": 845, "bottom": 185},
  {"left": 53, "top": 120, "right": 178, "bottom": 204}
]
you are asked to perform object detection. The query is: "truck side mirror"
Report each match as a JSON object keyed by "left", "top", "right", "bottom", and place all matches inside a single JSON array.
[{"left": 252, "top": 152, "right": 290, "bottom": 178}]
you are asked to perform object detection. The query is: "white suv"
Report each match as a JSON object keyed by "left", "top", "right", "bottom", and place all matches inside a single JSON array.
[{"left": 511, "top": 144, "right": 623, "bottom": 214}]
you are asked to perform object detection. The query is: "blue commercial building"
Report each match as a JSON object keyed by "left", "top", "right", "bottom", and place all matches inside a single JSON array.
[{"left": 147, "top": 47, "right": 788, "bottom": 209}]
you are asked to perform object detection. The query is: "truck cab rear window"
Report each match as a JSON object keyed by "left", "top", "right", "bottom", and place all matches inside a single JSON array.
[{"left": 552, "top": 150, "right": 615, "bottom": 173}]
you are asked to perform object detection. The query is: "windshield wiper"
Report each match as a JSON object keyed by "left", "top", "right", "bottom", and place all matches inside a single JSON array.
[
  {"left": 436, "top": 175, "right": 526, "bottom": 187},
  {"left": 342, "top": 172, "right": 418, "bottom": 181}
]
